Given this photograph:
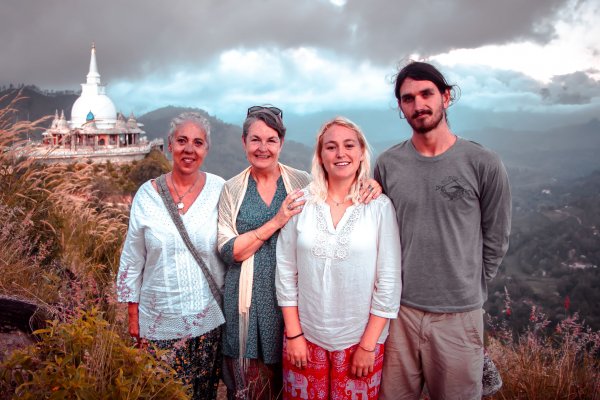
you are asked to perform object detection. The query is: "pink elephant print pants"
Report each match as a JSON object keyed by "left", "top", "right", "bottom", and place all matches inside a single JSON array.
[{"left": 283, "top": 336, "right": 384, "bottom": 400}]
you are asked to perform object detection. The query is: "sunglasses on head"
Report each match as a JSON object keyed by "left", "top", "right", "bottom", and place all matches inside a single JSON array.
[{"left": 247, "top": 105, "right": 283, "bottom": 118}]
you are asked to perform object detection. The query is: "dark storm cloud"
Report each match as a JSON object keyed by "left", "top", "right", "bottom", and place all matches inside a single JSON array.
[
  {"left": 342, "top": 0, "right": 567, "bottom": 60},
  {"left": 540, "top": 70, "right": 600, "bottom": 104},
  {"left": 0, "top": 0, "right": 570, "bottom": 88}
]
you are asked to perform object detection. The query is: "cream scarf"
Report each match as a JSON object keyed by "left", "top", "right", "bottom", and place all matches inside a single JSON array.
[{"left": 217, "top": 163, "right": 311, "bottom": 362}]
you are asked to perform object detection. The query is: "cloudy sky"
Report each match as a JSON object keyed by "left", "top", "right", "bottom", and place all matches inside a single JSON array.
[{"left": 2, "top": 0, "right": 599, "bottom": 144}]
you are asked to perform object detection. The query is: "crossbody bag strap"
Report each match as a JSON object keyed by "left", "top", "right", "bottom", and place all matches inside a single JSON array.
[{"left": 155, "top": 174, "right": 223, "bottom": 309}]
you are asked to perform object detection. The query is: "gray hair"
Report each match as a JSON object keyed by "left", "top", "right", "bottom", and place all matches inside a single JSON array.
[
  {"left": 168, "top": 112, "right": 211, "bottom": 149},
  {"left": 242, "top": 109, "right": 286, "bottom": 140}
]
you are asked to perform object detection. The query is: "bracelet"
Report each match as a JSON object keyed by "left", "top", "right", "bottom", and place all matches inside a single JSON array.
[
  {"left": 358, "top": 343, "right": 376, "bottom": 352},
  {"left": 286, "top": 332, "right": 304, "bottom": 340},
  {"left": 253, "top": 229, "right": 265, "bottom": 241}
]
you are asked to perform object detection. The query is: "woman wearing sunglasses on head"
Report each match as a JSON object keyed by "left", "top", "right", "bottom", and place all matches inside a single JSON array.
[{"left": 217, "top": 107, "right": 382, "bottom": 399}]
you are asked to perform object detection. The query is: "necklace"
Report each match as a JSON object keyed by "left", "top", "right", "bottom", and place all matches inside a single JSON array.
[
  {"left": 170, "top": 173, "right": 200, "bottom": 210},
  {"left": 327, "top": 194, "right": 348, "bottom": 206}
]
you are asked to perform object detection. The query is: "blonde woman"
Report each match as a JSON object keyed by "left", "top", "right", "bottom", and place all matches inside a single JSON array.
[{"left": 276, "top": 117, "right": 402, "bottom": 399}]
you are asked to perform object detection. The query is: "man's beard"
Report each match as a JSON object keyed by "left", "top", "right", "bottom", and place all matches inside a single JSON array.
[{"left": 407, "top": 109, "right": 444, "bottom": 134}]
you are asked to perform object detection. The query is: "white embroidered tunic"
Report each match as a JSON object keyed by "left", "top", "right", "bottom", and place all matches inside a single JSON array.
[
  {"left": 276, "top": 192, "right": 402, "bottom": 351},
  {"left": 117, "top": 173, "right": 226, "bottom": 340}
]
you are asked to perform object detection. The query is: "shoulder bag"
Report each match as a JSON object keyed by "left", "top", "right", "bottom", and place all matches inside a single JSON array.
[{"left": 155, "top": 174, "right": 223, "bottom": 310}]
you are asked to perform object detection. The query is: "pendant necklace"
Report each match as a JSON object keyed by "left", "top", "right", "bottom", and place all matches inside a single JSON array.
[
  {"left": 170, "top": 173, "right": 200, "bottom": 210},
  {"left": 328, "top": 194, "right": 347, "bottom": 206}
]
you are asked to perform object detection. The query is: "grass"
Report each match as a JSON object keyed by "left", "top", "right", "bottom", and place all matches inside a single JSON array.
[
  {"left": 486, "top": 291, "right": 600, "bottom": 399},
  {"left": 0, "top": 95, "right": 180, "bottom": 399}
]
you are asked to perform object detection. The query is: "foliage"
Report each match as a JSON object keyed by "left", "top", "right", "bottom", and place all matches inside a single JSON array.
[
  {"left": 0, "top": 92, "right": 66, "bottom": 303},
  {"left": 0, "top": 309, "right": 188, "bottom": 399},
  {"left": 486, "top": 291, "right": 600, "bottom": 400},
  {"left": 128, "top": 149, "right": 171, "bottom": 190},
  {"left": 0, "top": 94, "right": 186, "bottom": 398},
  {"left": 0, "top": 94, "right": 171, "bottom": 308}
]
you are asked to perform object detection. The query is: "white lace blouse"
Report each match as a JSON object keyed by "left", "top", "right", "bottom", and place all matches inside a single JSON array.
[
  {"left": 117, "top": 173, "right": 226, "bottom": 340},
  {"left": 276, "top": 192, "right": 402, "bottom": 351}
]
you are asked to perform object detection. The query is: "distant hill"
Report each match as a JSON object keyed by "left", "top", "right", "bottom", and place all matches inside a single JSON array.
[
  {"left": 138, "top": 106, "right": 312, "bottom": 179},
  {"left": 373, "top": 118, "right": 600, "bottom": 188},
  {"left": 0, "top": 86, "right": 78, "bottom": 131},
  {"left": 464, "top": 119, "right": 600, "bottom": 186}
]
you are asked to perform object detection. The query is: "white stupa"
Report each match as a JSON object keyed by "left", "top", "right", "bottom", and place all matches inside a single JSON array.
[
  {"left": 70, "top": 43, "right": 117, "bottom": 129},
  {"left": 37, "top": 44, "right": 163, "bottom": 163}
]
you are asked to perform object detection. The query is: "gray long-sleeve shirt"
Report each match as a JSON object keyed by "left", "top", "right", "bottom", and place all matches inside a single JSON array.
[{"left": 374, "top": 137, "right": 511, "bottom": 313}]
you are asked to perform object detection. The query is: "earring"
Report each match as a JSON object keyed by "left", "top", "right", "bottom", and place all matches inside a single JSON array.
[{"left": 398, "top": 109, "right": 406, "bottom": 120}]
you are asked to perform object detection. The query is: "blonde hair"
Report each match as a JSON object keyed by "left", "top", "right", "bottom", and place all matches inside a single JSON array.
[{"left": 309, "top": 116, "right": 372, "bottom": 204}]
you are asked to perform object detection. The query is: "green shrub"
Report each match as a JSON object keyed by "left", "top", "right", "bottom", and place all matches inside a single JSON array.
[
  {"left": 0, "top": 309, "right": 188, "bottom": 399},
  {"left": 128, "top": 151, "right": 171, "bottom": 191}
]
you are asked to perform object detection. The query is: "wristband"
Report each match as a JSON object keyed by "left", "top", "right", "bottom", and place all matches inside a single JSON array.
[
  {"left": 286, "top": 332, "right": 304, "bottom": 340},
  {"left": 358, "top": 343, "right": 375, "bottom": 352},
  {"left": 253, "top": 229, "right": 265, "bottom": 241}
]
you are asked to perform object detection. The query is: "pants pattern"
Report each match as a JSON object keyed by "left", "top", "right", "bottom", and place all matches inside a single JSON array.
[
  {"left": 282, "top": 336, "right": 384, "bottom": 400},
  {"left": 148, "top": 327, "right": 222, "bottom": 400}
]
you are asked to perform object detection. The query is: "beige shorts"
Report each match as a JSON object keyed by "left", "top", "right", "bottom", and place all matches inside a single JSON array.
[{"left": 379, "top": 305, "right": 484, "bottom": 400}]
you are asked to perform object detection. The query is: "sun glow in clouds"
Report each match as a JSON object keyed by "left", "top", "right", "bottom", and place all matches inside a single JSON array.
[
  {"left": 110, "top": 46, "right": 391, "bottom": 122},
  {"left": 431, "top": 0, "right": 600, "bottom": 83}
]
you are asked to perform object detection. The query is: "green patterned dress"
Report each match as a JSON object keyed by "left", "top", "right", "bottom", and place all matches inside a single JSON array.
[{"left": 220, "top": 175, "right": 287, "bottom": 364}]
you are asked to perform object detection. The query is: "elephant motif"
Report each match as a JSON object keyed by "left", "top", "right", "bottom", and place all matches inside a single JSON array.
[
  {"left": 285, "top": 370, "right": 309, "bottom": 399},
  {"left": 368, "top": 371, "right": 381, "bottom": 388},
  {"left": 345, "top": 379, "right": 368, "bottom": 400}
]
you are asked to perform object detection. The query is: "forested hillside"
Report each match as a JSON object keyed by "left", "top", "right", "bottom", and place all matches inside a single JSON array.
[{"left": 486, "top": 170, "right": 600, "bottom": 331}]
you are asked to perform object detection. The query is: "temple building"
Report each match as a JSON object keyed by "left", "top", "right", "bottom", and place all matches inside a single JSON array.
[{"left": 35, "top": 44, "right": 163, "bottom": 163}]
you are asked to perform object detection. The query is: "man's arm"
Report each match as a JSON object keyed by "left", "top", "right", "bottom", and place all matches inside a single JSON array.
[{"left": 480, "top": 155, "right": 512, "bottom": 281}]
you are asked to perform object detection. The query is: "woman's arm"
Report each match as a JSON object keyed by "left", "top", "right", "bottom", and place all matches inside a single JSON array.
[
  {"left": 117, "top": 192, "right": 148, "bottom": 343},
  {"left": 351, "top": 314, "right": 388, "bottom": 377},
  {"left": 117, "top": 191, "right": 147, "bottom": 296},
  {"left": 281, "top": 307, "right": 309, "bottom": 367},
  {"left": 275, "top": 210, "right": 308, "bottom": 367},
  {"left": 232, "top": 189, "right": 305, "bottom": 262},
  {"left": 352, "top": 197, "right": 403, "bottom": 377}
]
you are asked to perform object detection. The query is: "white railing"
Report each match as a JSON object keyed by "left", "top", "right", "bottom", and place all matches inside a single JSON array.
[{"left": 25, "top": 138, "right": 164, "bottom": 158}]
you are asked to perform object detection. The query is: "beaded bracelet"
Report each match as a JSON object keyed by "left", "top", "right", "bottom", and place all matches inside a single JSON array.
[
  {"left": 358, "top": 343, "right": 375, "bottom": 352},
  {"left": 286, "top": 332, "right": 304, "bottom": 340},
  {"left": 253, "top": 229, "right": 265, "bottom": 241}
]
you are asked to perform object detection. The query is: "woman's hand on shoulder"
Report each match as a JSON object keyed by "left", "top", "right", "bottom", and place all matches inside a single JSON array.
[
  {"left": 273, "top": 189, "right": 306, "bottom": 228},
  {"left": 359, "top": 179, "right": 382, "bottom": 204}
]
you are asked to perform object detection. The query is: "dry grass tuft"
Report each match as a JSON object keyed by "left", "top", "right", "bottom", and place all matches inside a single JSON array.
[{"left": 486, "top": 295, "right": 600, "bottom": 399}]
